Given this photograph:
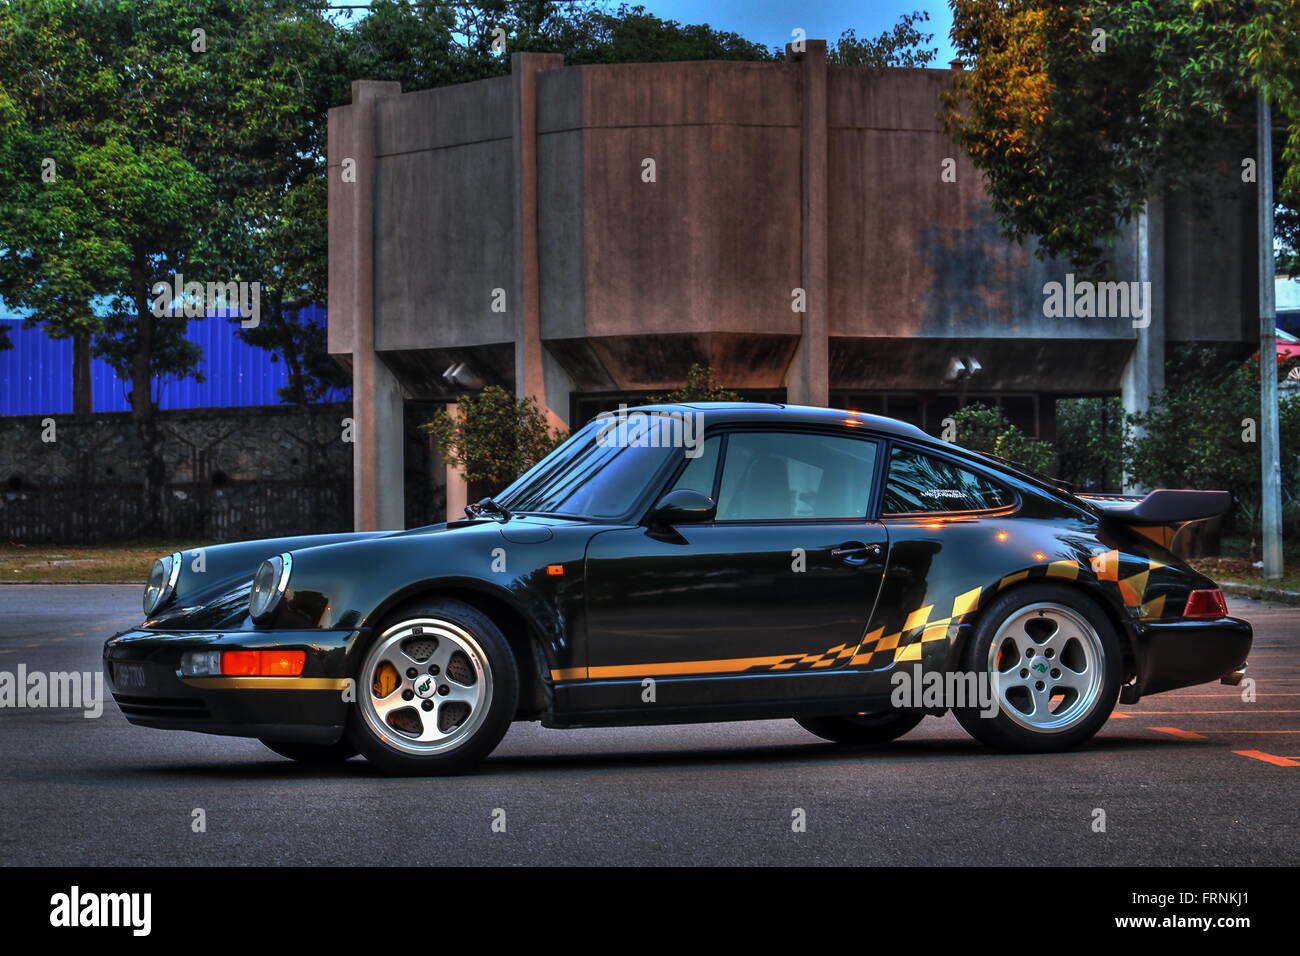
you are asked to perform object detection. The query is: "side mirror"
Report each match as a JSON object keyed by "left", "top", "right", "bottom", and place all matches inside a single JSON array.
[{"left": 646, "top": 489, "right": 716, "bottom": 527}]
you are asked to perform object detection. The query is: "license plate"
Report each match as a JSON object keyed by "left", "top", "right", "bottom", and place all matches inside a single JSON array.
[{"left": 113, "top": 662, "right": 149, "bottom": 691}]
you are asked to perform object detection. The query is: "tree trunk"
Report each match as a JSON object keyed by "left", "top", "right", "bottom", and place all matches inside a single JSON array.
[
  {"left": 128, "top": 257, "right": 166, "bottom": 535},
  {"left": 72, "top": 332, "right": 92, "bottom": 416}
]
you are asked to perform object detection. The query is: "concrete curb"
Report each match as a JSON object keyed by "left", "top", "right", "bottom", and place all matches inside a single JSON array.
[{"left": 1221, "top": 580, "right": 1300, "bottom": 606}]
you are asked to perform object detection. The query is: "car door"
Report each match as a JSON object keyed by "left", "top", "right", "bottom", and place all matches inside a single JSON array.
[{"left": 582, "top": 427, "right": 888, "bottom": 689}]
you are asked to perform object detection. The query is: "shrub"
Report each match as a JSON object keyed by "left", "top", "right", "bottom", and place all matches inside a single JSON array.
[
  {"left": 423, "top": 386, "right": 567, "bottom": 492},
  {"left": 949, "top": 402, "right": 1055, "bottom": 475}
]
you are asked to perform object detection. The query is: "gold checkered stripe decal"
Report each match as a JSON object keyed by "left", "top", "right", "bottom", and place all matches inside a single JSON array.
[{"left": 742, "top": 550, "right": 1168, "bottom": 675}]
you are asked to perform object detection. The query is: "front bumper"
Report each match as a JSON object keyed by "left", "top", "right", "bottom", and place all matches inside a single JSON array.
[
  {"left": 103, "top": 627, "right": 358, "bottom": 744},
  {"left": 1131, "top": 615, "right": 1253, "bottom": 698}
]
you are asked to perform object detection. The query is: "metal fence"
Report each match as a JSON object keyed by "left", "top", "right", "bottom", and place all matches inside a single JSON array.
[{"left": 0, "top": 479, "right": 351, "bottom": 544}]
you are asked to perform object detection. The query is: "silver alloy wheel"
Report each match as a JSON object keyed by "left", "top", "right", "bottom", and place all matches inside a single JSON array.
[
  {"left": 358, "top": 617, "right": 493, "bottom": 755},
  {"left": 986, "top": 602, "right": 1105, "bottom": 733}
]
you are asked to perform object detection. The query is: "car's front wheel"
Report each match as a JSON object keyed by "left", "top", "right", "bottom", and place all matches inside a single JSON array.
[
  {"left": 348, "top": 599, "right": 518, "bottom": 776},
  {"left": 796, "top": 710, "right": 925, "bottom": 745},
  {"left": 953, "top": 584, "right": 1121, "bottom": 752}
]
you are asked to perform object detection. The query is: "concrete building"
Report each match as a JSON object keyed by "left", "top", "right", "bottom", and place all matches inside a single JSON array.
[{"left": 328, "top": 45, "right": 1258, "bottom": 530}]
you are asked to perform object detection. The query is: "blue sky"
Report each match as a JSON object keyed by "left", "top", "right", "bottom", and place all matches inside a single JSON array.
[{"left": 627, "top": 0, "right": 957, "bottom": 62}]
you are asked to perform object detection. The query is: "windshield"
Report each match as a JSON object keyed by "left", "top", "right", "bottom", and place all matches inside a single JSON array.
[{"left": 495, "top": 413, "right": 692, "bottom": 519}]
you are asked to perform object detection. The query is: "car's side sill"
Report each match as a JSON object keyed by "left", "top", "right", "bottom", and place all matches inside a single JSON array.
[{"left": 547, "top": 669, "right": 897, "bottom": 728}]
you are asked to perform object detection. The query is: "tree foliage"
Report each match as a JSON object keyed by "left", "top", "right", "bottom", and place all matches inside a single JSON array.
[
  {"left": 949, "top": 402, "right": 1055, "bottom": 475},
  {"left": 0, "top": 0, "right": 341, "bottom": 510},
  {"left": 1054, "top": 397, "right": 1126, "bottom": 492},
  {"left": 1124, "top": 348, "right": 1300, "bottom": 528},
  {"left": 423, "top": 385, "right": 567, "bottom": 490},
  {"left": 829, "top": 11, "right": 937, "bottom": 68},
  {"left": 944, "top": 0, "right": 1300, "bottom": 272},
  {"left": 648, "top": 363, "right": 742, "bottom": 404},
  {"left": 342, "top": 0, "right": 776, "bottom": 93}
]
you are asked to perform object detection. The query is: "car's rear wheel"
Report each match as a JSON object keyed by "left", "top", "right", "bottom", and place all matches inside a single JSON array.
[
  {"left": 796, "top": 710, "right": 924, "bottom": 745},
  {"left": 347, "top": 599, "right": 517, "bottom": 776},
  {"left": 953, "top": 583, "right": 1121, "bottom": 752},
  {"left": 260, "top": 738, "right": 358, "bottom": 764}
]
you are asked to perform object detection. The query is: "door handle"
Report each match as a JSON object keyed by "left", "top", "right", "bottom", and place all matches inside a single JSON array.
[{"left": 831, "top": 542, "right": 882, "bottom": 563}]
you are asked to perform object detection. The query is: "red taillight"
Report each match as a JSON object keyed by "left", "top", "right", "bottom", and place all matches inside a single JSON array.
[
  {"left": 1184, "top": 589, "right": 1228, "bottom": 618},
  {"left": 221, "top": 650, "right": 306, "bottom": 676}
]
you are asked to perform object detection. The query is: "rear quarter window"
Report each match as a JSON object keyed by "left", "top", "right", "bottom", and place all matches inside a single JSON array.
[{"left": 882, "top": 445, "right": 1015, "bottom": 515}]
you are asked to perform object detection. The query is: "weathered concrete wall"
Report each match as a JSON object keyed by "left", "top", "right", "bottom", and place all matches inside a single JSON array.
[
  {"left": 328, "top": 52, "right": 1260, "bottom": 524},
  {"left": 332, "top": 56, "right": 1257, "bottom": 394},
  {"left": 827, "top": 67, "right": 1132, "bottom": 342},
  {"left": 1164, "top": 184, "right": 1257, "bottom": 344},
  {"left": 373, "top": 76, "right": 516, "bottom": 354},
  {"left": 575, "top": 60, "right": 803, "bottom": 342}
]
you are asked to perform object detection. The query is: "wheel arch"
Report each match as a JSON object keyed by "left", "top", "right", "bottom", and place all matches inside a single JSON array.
[
  {"left": 361, "top": 580, "right": 551, "bottom": 720},
  {"left": 947, "top": 577, "right": 1138, "bottom": 682}
]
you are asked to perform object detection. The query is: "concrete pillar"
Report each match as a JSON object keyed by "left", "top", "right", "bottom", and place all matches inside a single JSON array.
[
  {"left": 442, "top": 402, "right": 469, "bottom": 522},
  {"left": 784, "top": 40, "right": 830, "bottom": 407},
  {"left": 1121, "top": 196, "right": 1166, "bottom": 494},
  {"left": 330, "top": 79, "right": 406, "bottom": 530},
  {"left": 511, "top": 53, "right": 567, "bottom": 432}
]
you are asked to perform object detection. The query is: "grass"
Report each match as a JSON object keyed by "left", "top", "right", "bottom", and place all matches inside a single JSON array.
[{"left": 0, "top": 542, "right": 210, "bottom": 584}]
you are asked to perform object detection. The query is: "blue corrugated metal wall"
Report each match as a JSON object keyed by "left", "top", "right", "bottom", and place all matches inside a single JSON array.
[{"left": 0, "top": 303, "right": 348, "bottom": 414}]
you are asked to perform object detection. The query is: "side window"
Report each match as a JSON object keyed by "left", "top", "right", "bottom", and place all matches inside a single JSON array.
[
  {"left": 668, "top": 435, "right": 721, "bottom": 498},
  {"left": 882, "top": 446, "right": 1015, "bottom": 514},
  {"left": 715, "top": 431, "right": 878, "bottom": 520}
]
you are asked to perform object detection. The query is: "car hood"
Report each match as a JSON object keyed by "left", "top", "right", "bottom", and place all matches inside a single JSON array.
[{"left": 140, "top": 516, "right": 585, "bottom": 630}]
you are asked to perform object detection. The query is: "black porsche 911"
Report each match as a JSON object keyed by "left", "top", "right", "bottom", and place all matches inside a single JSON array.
[{"left": 104, "top": 402, "right": 1251, "bottom": 775}]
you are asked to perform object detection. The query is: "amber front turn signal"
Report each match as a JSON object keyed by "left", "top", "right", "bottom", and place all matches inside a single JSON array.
[{"left": 221, "top": 650, "right": 306, "bottom": 676}]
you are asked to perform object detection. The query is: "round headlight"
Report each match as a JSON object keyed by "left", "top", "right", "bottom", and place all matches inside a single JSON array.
[
  {"left": 249, "top": 552, "right": 292, "bottom": 623},
  {"left": 143, "top": 551, "right": 183, "bottom": 615}
]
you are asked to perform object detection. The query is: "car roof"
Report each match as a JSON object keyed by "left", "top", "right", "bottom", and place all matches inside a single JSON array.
[{"left": 625, "top": 401, "right": 933, "bottom": 441}]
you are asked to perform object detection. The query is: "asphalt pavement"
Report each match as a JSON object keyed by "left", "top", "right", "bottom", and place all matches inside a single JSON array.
[{"left": 1, "top": 585, "right": 1295, "bottom": 866}]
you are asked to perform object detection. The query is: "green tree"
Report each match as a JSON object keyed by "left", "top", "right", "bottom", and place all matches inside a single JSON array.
[
  {"left": 1124, "top": 348, "right": 1300, "bottom": 532},
  {"left": 648, "top": 363, "right": 742, "bottom": 404},
  {"left": 342, "top": 0, "right": 776, "bottom": 94},
  {"left": 424, "top": 385, "right": 567, "bottom": 491},
  {"left": 950, "top": 402, "right": 1056, "bottom": 475},
  {"left": 1054, "top": 397, "right": 1126, "bottom": 492},
  {"left": 0, "top": 0, "right": 339, "bottom": 516},
  {"left": 829, "top": 10, "right": 937, "bottom": 68},
  {"left": 943, "top": 0, "right": 1300, "bottom": 272}
]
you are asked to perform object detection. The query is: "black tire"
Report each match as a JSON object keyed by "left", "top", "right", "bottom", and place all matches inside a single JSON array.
[
  {"left": 347, "top": 598, "right": 518, "bottom": 776},
  {"left": 953, "top": 583, "right": 1121, "bottom": 753},
  {"left": 796, "top": 710, "right": 925, "bottom": 745},
  {"left": 260, "top": 738, "right": 359, "bottom": 764}
]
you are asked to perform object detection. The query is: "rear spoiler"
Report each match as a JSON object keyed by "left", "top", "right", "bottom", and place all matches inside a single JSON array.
[{"left": 1077, "top": 489, "right": 1231, "bottom": 525}]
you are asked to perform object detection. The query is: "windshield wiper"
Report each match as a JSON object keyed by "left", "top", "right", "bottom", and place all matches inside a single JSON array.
[{"left": 465, "top": 497, "right": 513, "bottom": 522}]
